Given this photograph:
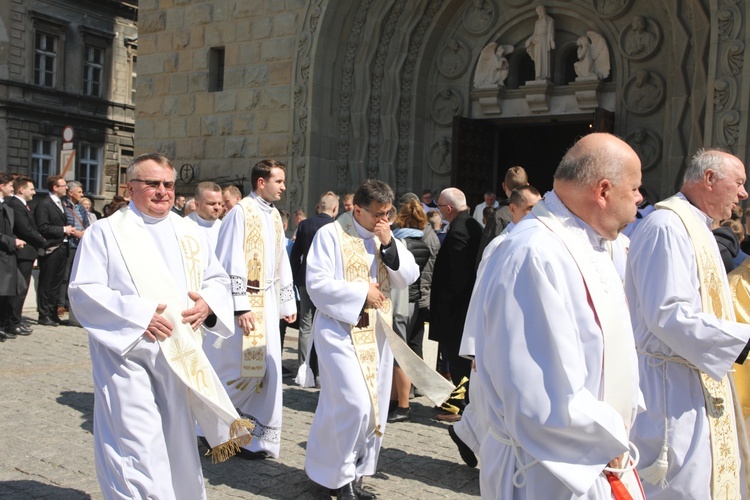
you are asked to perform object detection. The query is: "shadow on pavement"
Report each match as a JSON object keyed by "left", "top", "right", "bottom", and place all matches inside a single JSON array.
[
  {"left": 377, "top": 446, "right": 480, "bottom": 495},
  {"left": 281, "top": 386, "right": 319, "bottom": 414},
  {"left": 0, "top": 480, "right": 92, "bottom": 499},
  {"left": 57, "top": 390, "right": 95, "bottom": 434}
]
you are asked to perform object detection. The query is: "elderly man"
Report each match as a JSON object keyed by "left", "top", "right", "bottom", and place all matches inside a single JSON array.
[
  {"left": 58, "top": 180, "right": 89, "bottom": 313},
  {"left": 474, "top": 133, "right": 644, "bottom": 499},
  {"left": 430, "top": 187, "right": 482, "bottom": 421},
  {"left": 304, "top": 179, "right": 419, "bottom": 499},
  {"left": 187, "top": 181, "right": 224, "bottom": 251},
  {"left": 627, "top": 148, "right": 750, "bottom": 498},
  {"left": 448, "top": 184, "right": 542, "bottom": 467},
  {"left": 471, "top": 191, "right": 499, "bottom": 227},
  {"left": 68, "top": 153, "right": 250, "bottom": 499},
  {"left": 206, "top": 159, "right": 297, "bottom": 460}
]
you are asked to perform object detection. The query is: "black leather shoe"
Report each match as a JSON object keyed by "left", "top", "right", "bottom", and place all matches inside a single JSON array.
[
  {"left": 38, "top": 316, "right": 58, "bottom": 327},
  {"left": 387, "top": 407, "right": 411, "bottom": 423},
  {"left": 7, "top": 325, "right": 31, "bottom": 336},
  {"left": 16, "top": 324, "right": 32, "bottom": 334},
  {"left": 354, "top": 484, "right": 377, "bottom": 499},
  {"left": 0, "top": 328, "right": 16, "bottom": 340},
  {"left": 333, "top": 482, "right": 357, "bottom": 500},
  {"left": 51, "top": 314, "right": 63, "bottom": 324},
  {"left": 236, "top": 448, "right": 268, "bottom": 460},
  {"left": 0, "top": 329, "right": 7, "bottom": 341},
  {"left": 448, "top": 424, "right": 478, "bottom": 468}
]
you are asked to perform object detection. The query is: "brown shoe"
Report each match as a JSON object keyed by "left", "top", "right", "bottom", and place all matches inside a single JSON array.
[{"left": 435, "top": 412, "right": 462, "bottom": 423}]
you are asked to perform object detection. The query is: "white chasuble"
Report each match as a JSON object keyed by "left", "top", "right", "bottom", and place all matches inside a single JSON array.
[
  {"left": 626, "top": 192, "right": 750, "bottom": 500},
  {"left": 474, "top": 192, "right": 642, "bottom": 500},
  {"left": 204, "top": 193, "right": 296, "bottom": 458},
  {"left": 69, "top": 205, "right": 243, "bottom": 500},
  {"left": 305, "top": 212, "right": 419, "bottom": 490}
]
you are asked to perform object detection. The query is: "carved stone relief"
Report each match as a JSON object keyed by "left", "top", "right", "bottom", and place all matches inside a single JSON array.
[
  {"left": 463, "top": 0, "right": 497, "bottom": 36},
  {"left": 721, "top": 40, "right": 745, "bottom": 76},
  {"left": 718, "top": 111, "right": 740, "bottom": 147},
  {"left": 623, "top": 70, "right": 664, "bottom": 115},
  {"left": 626, "top": 128, "right": 661, "bottom": 172},
  {"left": 573, "top": 32, "right": 610, "bottom": 82},
  {"left": 713, "top": 77, "right": 737, "bottom": 112},
  {"left": 619, "top": 16, "right": 661, "bottom": 61},
  {"left": 503, "top": 0, "right": 531, "bottom": 6},
  {"left": 429, "top": 137, "right": 452, "bottom": 175},
  {"left": 474, "top": 43, "right": 513, "bottom": 88},
  {"left": 432, "top": 88, "right": 463, "bottom": 125},
  {"left": 718, "top": 4, "right": 742, "bottom": 42},
  {"left": 438, "top": 38, "right": 471, "bottom": 79},
  {"left": 592, "top": 0, "right": 632, "bottom": 19}
]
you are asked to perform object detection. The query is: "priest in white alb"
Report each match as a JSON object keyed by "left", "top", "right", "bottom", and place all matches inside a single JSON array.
[
  {"left": 474, "top": 133, "right": 645, "bottom": 499},
  {"left": 626, "top": 148, "right": 750, "bottom": 499},
  {"left": 68, "top": 153, "right": 251, "bottom": 500},
  {"left": 205, "top": 159, "right": 296, "bottom": 459},
  {"left": 186, "top": 181, "right": 224, "bottom": 252},
  {"left": 304, "top": 179, "right": 419, "bottom": 500}
]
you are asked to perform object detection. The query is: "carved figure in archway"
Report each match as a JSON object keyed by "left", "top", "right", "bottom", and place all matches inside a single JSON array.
[
  {"left": 525, "top": 6, "right": 555, "bottom": 81},
  {"left": 625, "top": 70, "right": 663, "bottom": 114},
  {"left": 623, "top": 16, "right": 656, "bottom": 58},
  {"left": 474, "top": 43, "right": 514, "bottom": 88},
  {"left": 438, "top": 39, "right": 470, "bottom": 78},
  {"left": 463, "top": 0, "right": 495, "bottom": 35},
  {"left": 432, "top": 89, "right": 463, "bottom": 125},
  {"left": 626, "top": 128, "right": 660, "bottom": 171},
  {"left": 574, "top": 32, "right": 610, "bottom": 81},
  {"left": 595, "top": 0, "right": 628, "bottom": 16},
  {"left": 429, "top": 137, "right": 451, "bottom": 174}
]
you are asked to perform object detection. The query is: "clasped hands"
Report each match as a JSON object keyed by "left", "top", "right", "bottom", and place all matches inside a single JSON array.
[{"left": 144, "top": 291, "right": 211, "bottom": 341}]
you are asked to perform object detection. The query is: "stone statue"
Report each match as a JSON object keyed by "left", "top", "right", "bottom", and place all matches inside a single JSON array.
[
  {"left": 625, "top": 70, "right": 663, "bottom": 114},
  {"left": 573, "top": 32, "right": 610, "bottom": 81},
  {"left": 623, "top": 16, "right": 656, "bottom": 58},
  {"left": 464, "top": 0, "right": 494, "bottom": 35},
  {"left": 439, "top": 38, "right": 469, "bottom": 78},
  {"left": 525, "top": 6, "right": 555, "bottom": 81},
  {"left": 474, "top": 42, "right": 514, "bottom": 88},
  {"left": 595, "top": 0, "right": 628, "bottom": 16},
  {"left": 430, "top": 137, "right": 451, "bottom": 174},
  {"left": 432, "top": 88, "right": 462, "bottom": 125}
]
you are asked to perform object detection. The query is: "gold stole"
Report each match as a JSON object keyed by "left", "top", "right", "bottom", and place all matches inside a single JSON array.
[
  {"left": 335, "top": 212, "right": 392, "bottom": 437},
  {"left": 656, "top": 195, "right": 742, "bottom": 498},
  {"left": 238, "top": 197, "right": 284, "bottom": 382},
  {"left": 729, "top": 260, "right": 750, "bottom": 421},
  {"left": 107, "top": 208, "right": 252, "bottom": 462}
]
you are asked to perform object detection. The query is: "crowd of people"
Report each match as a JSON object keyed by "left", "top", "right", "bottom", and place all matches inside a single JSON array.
[{"left": 5, "top": 131, "right": 750, "bottom": 499}]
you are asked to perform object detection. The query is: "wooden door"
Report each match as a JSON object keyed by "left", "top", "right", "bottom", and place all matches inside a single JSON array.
[{"left": 451, "top": 116, "right": 498, "bottom": 208}]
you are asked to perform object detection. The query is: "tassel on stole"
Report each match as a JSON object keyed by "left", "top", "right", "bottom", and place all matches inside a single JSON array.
[{"left": 209, "top": 418, "right": 255, "bottom": 463}]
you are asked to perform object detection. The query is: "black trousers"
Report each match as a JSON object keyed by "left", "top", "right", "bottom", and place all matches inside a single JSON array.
[
  {"left": 37, "top": 245, "right": 68, "bottom": 317},
  {"left": 8, "top": 258, "right": 34, "bottom": 326}
]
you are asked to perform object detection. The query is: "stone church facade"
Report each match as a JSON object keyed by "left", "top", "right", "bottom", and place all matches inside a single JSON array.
[{"left": 136, "top": 0, "right": 750, "bottom": 211}]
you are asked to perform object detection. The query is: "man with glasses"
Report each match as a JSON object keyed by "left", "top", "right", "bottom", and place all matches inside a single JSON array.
[
  {"left": 68, "top": 153, "right": 249, "bottom": 498},
  {"left": 58, "top": 180, "right": 89, "bottom": 314},
  {"left": 304, "top": 179, "right": 419, "bottom": 499},
  {"left": 34, "top": 175, "right": 75, "bottom": 326},
  {"left": 206, "top": 159, "right": 297, "bottom": 460}
]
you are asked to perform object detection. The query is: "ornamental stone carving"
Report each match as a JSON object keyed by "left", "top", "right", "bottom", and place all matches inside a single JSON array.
[
  {"left": 432, "top": 88, "right": 463, "bottom": 125},
  {"left": 619, "top": 16, "right": 661, "bottom": 61},
  {"left": 623, "top": 70, "right": 664, "bottom": 115},
  {"left": 429, "top": 137, "right": 452, "bottom": 175},
  {"left": 573, "top": 32, "right": 610, "bottom": 82},
  {"left": 474, "top": 43, "right": 514, "bottom": 88},
  {"left": 626, "top": 128, "right": 661, "bottom": 172},
  {"left": 713, "top": 77, "right": 736, "bottom": 112},
  {"left": 593, "top": 0, "right": 632, "bottom": 19},
  {"left": 463, "top": 0, "right": 497, "bottom": 36},
  {"left": 718, "top": 111, "right": 740, "bottom": 147},
  {"left": 438, "top": 38, "right": 471, "bottom": 79},
  {"left": 718, "top": 5, "right": 742, "bottom": 42},
  {"left": 504, "top": 0, "right": 531, "bottom": 6}
]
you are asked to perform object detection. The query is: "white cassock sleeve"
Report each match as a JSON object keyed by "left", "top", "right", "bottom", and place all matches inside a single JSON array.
[
  {"left": 276, "top": 243, "right": 296, "bottom": 318},
  {"left": 626, "top": 210, "right": 750, "bottom": 380},
  {"left": 478, "top": 239, "right": 629, "bottom": 495},
  {"left": 69, "top": 222, "right": 157, "bottom": 355},
  {"left": 215, "top": 205, "right": 252, "bottom": 313}
]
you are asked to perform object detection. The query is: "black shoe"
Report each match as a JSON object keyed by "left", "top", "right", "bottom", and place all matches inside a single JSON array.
[
  {"left": 7, "top": 325, "right": 31, "bottom": 336},
  {"left": 51, "top": 314, "right": 63, "bottom": 324},
  {"left": 448, "top": 425, "right": 478, "bottom": 468},
  {"left": 332, "top": 482, "right": 357, "bottom": 500},
  {"left": 0, "top": 329, "right": 7, "bottom": 341},
  {"left": 237, "top": 448, "right": 268, "bottom": 460},
  {"left": 198, "top": 436, "right": 210, "bottom": 449},
  {"left": 0, "top": 328, "right": 16, "bottom": 340},
  {"left": 38, "top": 316, "right": 58, "bottom": 326},
  {"left": 387, "top": 407, "right": 411, "bottom": 423},
  {"left": 354, "top": 483, "right": 377, "bottom": 499},
  {"left": 281, "top": 366, "right": 292, "bottom": 376}
]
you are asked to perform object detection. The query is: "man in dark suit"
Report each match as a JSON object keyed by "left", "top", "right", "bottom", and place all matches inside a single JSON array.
[
  {"left": 34, "top": 175, "right": 75, "bottom": 326},
  {"left": 0, "top": 172, "right": 27, "bottom": 340},
  {"left": 429, "top": 187, "right": 482, "bottom": 422},
  {"left": 6, "top": 177, "right": 45, "bottom": 335},
  {"left": 289, "top": 191, "right": 338, "bottom": 383}
]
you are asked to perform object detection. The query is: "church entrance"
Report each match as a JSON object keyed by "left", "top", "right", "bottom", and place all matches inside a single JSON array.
[{"left": 451, "top": 110, "right": 613, "bottom": 206}]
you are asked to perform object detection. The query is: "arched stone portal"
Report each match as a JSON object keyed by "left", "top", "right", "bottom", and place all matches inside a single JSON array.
[{"left": 289, "top": 0, "right": 748, "bottom": 212}]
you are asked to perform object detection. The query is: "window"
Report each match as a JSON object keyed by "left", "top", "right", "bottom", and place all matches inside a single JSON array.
[
  {"left": 31, "top": 139, "right": 56, "bottom": 188},
  {"left": 34, "top": 32, "right": 57, "bottom": 87},
  {"left": 131, "top": 55, "right": 137, "bottom": 104},
  {"left": 83, "top": 45, "right": 104, "bottom": 97},
  {"left": 77, "top": 144, "right": 102, "bottom": 195},
  {"left": 209, "top": 47, "right": 225, "bottom": 92}
]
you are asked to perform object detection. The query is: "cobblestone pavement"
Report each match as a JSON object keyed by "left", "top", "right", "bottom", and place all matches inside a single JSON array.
[{"left": 0, "top": 312, "right": 480, "bottom": 499}]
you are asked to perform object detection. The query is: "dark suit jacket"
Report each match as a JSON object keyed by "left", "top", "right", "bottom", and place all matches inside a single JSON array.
[
  {"left": 34, "top": 196, "right": 68, "bottom": 249},
  {"left": 290, "top": 213, "right": 335, "bottom": 287},
  {"left": 429, "top": 210, "right": 482, "bottom": 348},
  {"left": 0, "top": 202, "right": 21, "bottom": 295},
  {"left": 5, "top": 196, "right": 45, "bottom": 261}
]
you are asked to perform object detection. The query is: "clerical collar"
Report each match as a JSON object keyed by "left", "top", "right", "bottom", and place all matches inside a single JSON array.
[
  {"left": 351, "top": 213, "right": 374, "bottom": 239},
  {"left": 675, "top": 191, "right": 713, "bottom": 227},
  {"left": 129, "top": 201, "right": 170, "bottom": 224},
  {"left": 543, "top": 190, "right": 608, "bottom": 250},
  {"left": 189, "top": 211, "right": 217, "bottom": 227},
  {"left": 250, "top": 191, "right": 274, "bottom": 213}
]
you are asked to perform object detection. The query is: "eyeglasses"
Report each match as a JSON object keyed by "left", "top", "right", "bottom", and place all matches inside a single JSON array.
[
  {"left": 131, "top": 179, "right": 176, "bottom": 190},
  {"left": 361, "top": 206, "right": 391, "bottom": 219}
]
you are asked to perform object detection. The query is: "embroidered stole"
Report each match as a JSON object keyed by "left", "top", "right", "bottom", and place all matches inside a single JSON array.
[
  {"left": 335, "top": 212, "right": 392, "bottom": 437},
  {"left": 239, "top": 197, "right": 284, "bottom": 380},
  {"left": 656, "top": 195, "right": 742, "bottom": 498},
  {"left": 108, "top": 208, "right": 252, "bottom": 462},
  {"left": 533, "top": 202, "right": 642, "bottom": 497}
]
